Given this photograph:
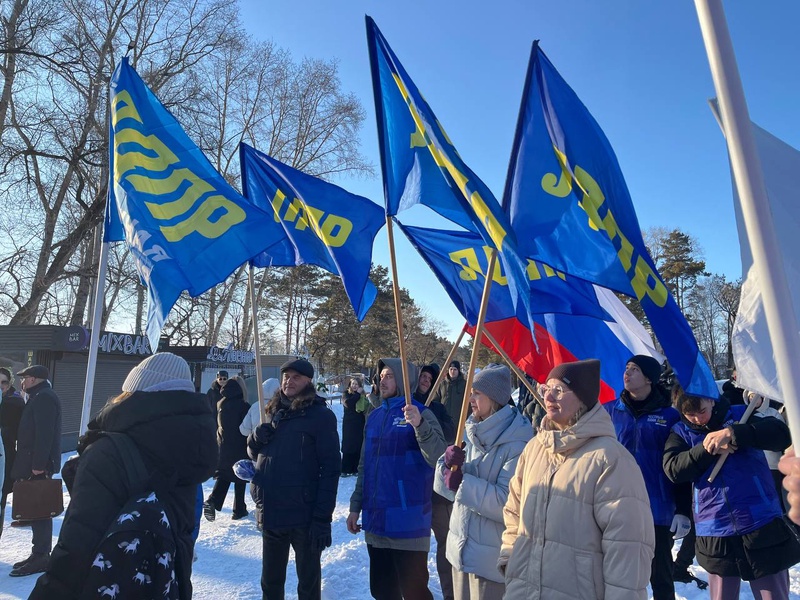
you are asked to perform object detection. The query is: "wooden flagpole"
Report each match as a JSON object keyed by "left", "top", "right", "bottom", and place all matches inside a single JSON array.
[
  {"left": 386, "top": 216, "right": 413, "bottom": 405},
  {"left": 453, "top": 249, "right": 499, "bottom": 446},
  {"left": 248, "top": 264, "right": 266, "bottom": 423},
  {"left": 425, "top": 328, "right": 465, "bottom": 407},
  {"left": 480, "top": 328, "right": 545, "bottom": 409}
]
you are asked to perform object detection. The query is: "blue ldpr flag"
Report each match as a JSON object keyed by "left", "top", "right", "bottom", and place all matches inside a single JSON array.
[
  {"left": 365, "top": 16, "right": 535, "bottom": 330},
  {"left": 503, "top": 43, "right": 717, "bottom": 398},
  {"left": 396, "top": 223, "right": 609, "bottom": 324},
  {"left": 108, "top": 58, "right": 286, "bottom": 348},
  {"left": 239, "top": 143, "right": 383, "bottom": 321},
  {"left": 397, "top": 223, "right": 661, "bottom": 400}
]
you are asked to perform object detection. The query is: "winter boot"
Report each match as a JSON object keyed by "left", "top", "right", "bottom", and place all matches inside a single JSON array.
[
  {"left": 9, "top": 553, "right": 49, "bottom": 577},
  {"left": 203, "top": 501, "right": 216, "bottom": 522}
]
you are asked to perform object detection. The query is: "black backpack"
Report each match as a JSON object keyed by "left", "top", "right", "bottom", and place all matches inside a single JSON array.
[{"left": 80, "top": 432, "right": 180, "bottom": 600}]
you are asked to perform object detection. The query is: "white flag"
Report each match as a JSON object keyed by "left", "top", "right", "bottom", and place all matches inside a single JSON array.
[{"left": 730, "top": 122, "right": 800, "bottom": 401}]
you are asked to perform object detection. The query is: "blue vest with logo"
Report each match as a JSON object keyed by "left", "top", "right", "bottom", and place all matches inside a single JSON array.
[
  {"left": 606, "top": 398, "right": 680, "bottom": 526},
  {"left": 671, "top": 405, "right": 782, "bottom": 536},
  {"left": 362, "top": 397, "right": 433, "bottom": 539}
]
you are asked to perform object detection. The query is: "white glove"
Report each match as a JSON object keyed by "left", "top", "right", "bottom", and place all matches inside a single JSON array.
[{"left": 670, "top": 513, "right": 691, "bottom": 539}]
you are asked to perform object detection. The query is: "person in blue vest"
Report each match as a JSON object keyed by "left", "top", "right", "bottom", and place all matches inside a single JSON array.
[
  {"left": 663, "top": 385, "right": 800, "bottom": 600},
  {"left": 347, "top": 357, "right": 447, "bottom": 600},
  {"left": 606, "top": 355, "right": 691, "bottom": 599}
]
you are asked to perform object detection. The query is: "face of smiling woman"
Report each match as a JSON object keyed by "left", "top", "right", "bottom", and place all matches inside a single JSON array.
[{"left": 542, "top": 378, "right": 584, "bottom": 429}]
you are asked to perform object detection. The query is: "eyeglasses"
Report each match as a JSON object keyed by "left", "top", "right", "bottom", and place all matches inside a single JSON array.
[
  {"left": 218, "top": 377, "right": 227, "bottom": 381},
  {"left": 539, "top": 384, "right": 573, "bottom": 401}
]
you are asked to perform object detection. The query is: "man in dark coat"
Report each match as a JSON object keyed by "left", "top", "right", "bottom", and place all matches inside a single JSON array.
[
  {"left": 414, "top": 363, "right": 455, "bottom": 600},
  {"left": 204, "top": 375, "right": 250, "bottom": 521},
  {"left": 430, "top": 360, "right": 467, "bottom": 425},
  {"left": 0, "top": 367, "right": 25, "bottom": 540},
  {"left": 247, "top": 358, "right": 341, "bottom": 600},
  {"left": 9, "top": 365, "right": 62, "bottom": 577},
  {"left": 206, "top": 370, "right": 228, "bottom": 411}
]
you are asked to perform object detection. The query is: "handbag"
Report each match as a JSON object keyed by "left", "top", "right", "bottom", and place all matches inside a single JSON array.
[{"left": 11, "top": 477, "right": 65, "bottom": 520}]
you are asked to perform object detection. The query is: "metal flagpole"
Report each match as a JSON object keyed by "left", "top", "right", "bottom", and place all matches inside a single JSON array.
[
  {"left": 79, "top": 234, "right": 110, "bottom": 436},
  {"left": 248, "top": 264, "right": 266, "bottom": 423},
  {"left": 695, "top": 0, "right": 800, "bottom": 445}
]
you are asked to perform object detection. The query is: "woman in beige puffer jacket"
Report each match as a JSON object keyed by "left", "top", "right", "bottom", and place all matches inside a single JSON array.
[{"left": 498, "top": 359, "right": 654, "bottom": 600}]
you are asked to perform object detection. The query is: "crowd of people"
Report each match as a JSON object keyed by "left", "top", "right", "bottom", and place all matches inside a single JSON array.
[{"left": 2, "top": 352, "right": 800, "bottom": 600}]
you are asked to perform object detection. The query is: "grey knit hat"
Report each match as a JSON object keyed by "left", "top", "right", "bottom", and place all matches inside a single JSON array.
[
  {"left": 547, "top": 359, "right": 601, "bottom": 409},
  {"left": 472, "top": 363, "right": 512, "bottom": 406},
  {"left": 122, "top": 352, "right": 192, "bottom": 392}
]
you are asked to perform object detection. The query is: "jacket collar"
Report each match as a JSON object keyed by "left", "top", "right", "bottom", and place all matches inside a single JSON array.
[{"left": 536, "top": 402, "right": 617, "bottom": 455}]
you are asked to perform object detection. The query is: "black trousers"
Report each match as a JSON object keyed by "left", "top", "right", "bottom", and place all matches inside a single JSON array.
[
  {"left": 261, "top": 527, "right": 321, "bottom": 600},
  {"left": 208, "top": 473, "right": 246, "bottom": 513},
  {"left": 674, "top": 519, "right": 697, "bottom": 571},
  {"left": 31, "top": 517, "right": 53, "bottom": 556},
  {"left": 367, "top": 544, "right": 432, "bottom": 600},
  {"left": 341, "top": 452, "right": 360, "bottom": 475},
  {"left": 652, "top": 524, "right": 675, "bottom": 600}
]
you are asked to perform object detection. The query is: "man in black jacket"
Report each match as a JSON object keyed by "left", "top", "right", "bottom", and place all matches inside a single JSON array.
[
  {"left": 9, "top": 364, "right": 62, "bottom": 577},
  {"left": 247, "top": 358, "right": 341, "bottom": 600},
  {"left": 0, "top": 367, "right": 25, "bottom": 540}
]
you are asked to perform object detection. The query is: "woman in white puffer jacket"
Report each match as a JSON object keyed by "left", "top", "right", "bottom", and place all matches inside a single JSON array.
[{"left": 434, "top": 363, "right": 532, "bottom": 600}]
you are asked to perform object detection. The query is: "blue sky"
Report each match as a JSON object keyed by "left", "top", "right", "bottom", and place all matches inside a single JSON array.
[{"left": 238, "top": 0, "right": 800, "bottom": 342}]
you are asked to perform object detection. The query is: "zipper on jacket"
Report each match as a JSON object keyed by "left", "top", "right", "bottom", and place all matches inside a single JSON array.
[
  {"left": 719, "top": 474, "right": 741, "bottom": 535},
  {"left": 370, "top": 404, "right": 392, "bottom": 507}
]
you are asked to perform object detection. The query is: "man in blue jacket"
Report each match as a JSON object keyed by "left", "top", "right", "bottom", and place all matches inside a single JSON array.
[
  {"left": 347, "top": 358, "right": 446, "bottom": 600},
  {"left": 606, "top": 355, "right": 691, "bottom": 600}
]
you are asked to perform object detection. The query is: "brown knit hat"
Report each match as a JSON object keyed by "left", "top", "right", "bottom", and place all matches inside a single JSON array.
[{"left": 547, "top": 359, "right": 601, "bottom": 409}]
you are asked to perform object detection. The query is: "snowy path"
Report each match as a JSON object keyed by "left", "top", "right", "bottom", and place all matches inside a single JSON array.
[{"left": 1, "top": 402, "right": 798, "bottom": 599}]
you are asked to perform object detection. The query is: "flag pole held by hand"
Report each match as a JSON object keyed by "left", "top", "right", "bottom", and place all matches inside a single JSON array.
[{"left": 707, "top": 398, "right": 758, "bottom": 483}]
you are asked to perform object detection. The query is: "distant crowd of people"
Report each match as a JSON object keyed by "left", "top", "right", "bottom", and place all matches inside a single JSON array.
[{"left": 2, "top": 352, "right": 800, "bottom": 600}]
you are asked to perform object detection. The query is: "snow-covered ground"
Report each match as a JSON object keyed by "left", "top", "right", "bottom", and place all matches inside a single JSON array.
[{"left": 2, "top": 401, "right": 799, "bottom": 599}]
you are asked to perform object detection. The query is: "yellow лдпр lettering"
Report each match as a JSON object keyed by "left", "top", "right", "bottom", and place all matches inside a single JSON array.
[
  {"left": 111, "top": 89, "right": 246, "bottom": 242},
  {"left": 540, "top": 150, "right": 668, "bottom": 307},
  {"left": 391, "top": 73, "right": 508, "bottom": 251},
  {"left": 270, "top": 190, "right": 354, "bottom": 248}
]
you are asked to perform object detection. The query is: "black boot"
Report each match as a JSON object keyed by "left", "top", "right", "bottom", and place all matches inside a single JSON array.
[{"left": 9, "top": 553, "right": 49, "bottom": 577}]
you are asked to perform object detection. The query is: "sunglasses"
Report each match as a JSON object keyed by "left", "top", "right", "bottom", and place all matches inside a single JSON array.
[{"left": 218, "top": 376, "right": 228, "bottom": 381}]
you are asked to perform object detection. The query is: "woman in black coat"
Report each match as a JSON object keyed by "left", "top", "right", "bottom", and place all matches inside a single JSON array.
[
  {"left": 204, "top": 375, "right": 250, "bottom": 520},
  {"left": 29, "top": 352, "right": 217, "bottom": 600},
  {"left": 341, "top": 378, "right": 366, "bottom": 476}
]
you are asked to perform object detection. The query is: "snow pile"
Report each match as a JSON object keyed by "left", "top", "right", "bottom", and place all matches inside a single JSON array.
[{"left": 1, "top": 402, "right": 798, "bottom": 599}]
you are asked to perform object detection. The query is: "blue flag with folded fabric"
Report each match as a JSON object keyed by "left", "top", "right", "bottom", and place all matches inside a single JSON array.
[
  {"left": 366, "top": 16, "right": 535, "bottom": 331},
  {"left": 397, "top": 223, "right": 662, "bottom": 400},
  {"left": 503, "top": 42, "right": 717, "bottom": 398},
  {"left": 107, "top": 57, "right": 286, "bottom": 348},
  {"left": 239, "top": 143, "right": 383, "bottom": 321}
]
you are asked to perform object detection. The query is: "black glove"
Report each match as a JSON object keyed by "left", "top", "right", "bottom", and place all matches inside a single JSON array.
[
  {"left": 309, "top": 519, "right": 332, "bottom": 553},
  {"left": 253, "top": 423, "right": 275, "bottom": 445}
]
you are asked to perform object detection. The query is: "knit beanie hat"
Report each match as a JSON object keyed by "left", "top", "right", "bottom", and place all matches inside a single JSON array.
[
  {"left": 280, "top": 358, "right": 314, "bottom": 379},
  {"left": 547, "top": 359, "right": 601, "bottom": 409},
  {"left": 420, "top": 363, "right": 441, "bottom": 381},
  {"left": 122, "top": 352, "right": 192, "bottom": 392},
  {"left": 626, "top": 355, "right": 662, "bottom": 385},
  {"left": 450, "top": 360, "right": 461, "bottom": 371},
  {"left": 472, "top": 363, "right": 512, "bottom": 406}
]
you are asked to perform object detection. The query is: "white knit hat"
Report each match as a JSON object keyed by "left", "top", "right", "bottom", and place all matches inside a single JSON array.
[{"left": 122, "top": 352, "right": 192, "bottom": 392}]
